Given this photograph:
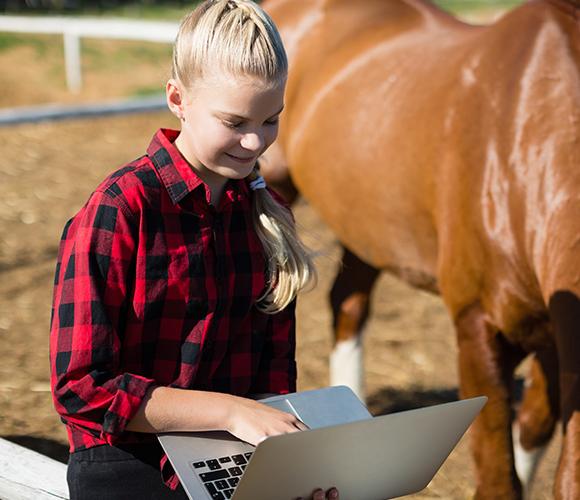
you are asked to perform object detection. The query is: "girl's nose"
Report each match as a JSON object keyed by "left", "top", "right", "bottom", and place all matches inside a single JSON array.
[{"left": 240, "top": 132, "right": 265, "bottom": 152}]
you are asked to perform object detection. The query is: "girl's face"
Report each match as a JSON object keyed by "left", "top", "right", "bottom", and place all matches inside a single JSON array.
[{"left": 167, "top": 71, "right": 285, "bottom": 187}]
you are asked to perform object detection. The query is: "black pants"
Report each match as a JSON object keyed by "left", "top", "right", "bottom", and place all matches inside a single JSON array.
[{"left": 67, "top": 443, "right": 189, "bottom": 500}]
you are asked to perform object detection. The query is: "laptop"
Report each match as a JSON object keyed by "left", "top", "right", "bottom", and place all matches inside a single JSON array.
[{"left": 157, "top": 386, "right": 486, "bottom": 500}]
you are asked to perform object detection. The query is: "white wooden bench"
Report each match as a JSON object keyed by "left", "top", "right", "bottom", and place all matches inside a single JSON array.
[{"left": 0, "top": 437, "right": 68, "bottom": 500}]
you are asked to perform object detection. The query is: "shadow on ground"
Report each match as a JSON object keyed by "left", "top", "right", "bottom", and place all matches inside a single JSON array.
[
  {"left": 368, "top": 377, "right": 525, "bottom": 416},
  {"left": 3, "top": 434, "right": 69, "bottom": 463},
  {"left": 367, "top": 386, "right": 460, "bottom": 416}
]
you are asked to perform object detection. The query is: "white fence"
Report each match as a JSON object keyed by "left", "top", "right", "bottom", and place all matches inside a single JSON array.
[
  {"left": 0, "top": 438, "right": 68, "bottom": 500},
  {"left": 0, "top": 16, "right": 179, "bottom": 92}
]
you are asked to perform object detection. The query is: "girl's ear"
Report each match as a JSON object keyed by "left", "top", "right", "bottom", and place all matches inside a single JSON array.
[{"left": 166, "top": 79, "right": 186, "bottom": 121}]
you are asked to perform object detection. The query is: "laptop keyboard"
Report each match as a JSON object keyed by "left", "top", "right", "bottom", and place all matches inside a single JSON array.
[{"left": 192, "top": 452, "right": 253, "bottom": 499}]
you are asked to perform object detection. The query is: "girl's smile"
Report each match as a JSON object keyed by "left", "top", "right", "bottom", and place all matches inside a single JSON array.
[{"left": 225, "top": 152, "right": 258, "bottom": 163}]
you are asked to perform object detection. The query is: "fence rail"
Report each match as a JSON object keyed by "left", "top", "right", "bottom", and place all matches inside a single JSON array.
[
  {"left": 0, "top": 15, "right": 178, "bottom": 91},
  {"left": 0, "top": 94, "right": 167, "bottom": 125}
]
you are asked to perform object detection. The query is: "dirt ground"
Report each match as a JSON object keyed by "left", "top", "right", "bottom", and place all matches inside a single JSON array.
[{"left": 0, "top": 112, "right": 559, "bottom": 499}]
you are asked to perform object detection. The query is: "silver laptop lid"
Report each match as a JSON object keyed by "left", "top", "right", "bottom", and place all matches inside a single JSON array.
[{"left": 232, "top": 396, "right": 487, "bottom": 500}]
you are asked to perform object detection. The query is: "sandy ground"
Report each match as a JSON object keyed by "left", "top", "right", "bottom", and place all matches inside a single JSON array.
[{"left": 0, "top": 112, "right": 559, "bottom": 499}]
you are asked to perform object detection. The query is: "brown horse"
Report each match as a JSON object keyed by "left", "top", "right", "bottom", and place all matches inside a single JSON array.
[{"left": 259, "top": 0, "right": 580, "bottom": 498}]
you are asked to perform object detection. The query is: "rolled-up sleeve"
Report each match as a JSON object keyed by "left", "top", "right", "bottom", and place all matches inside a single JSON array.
[
  {"left": 250, "top": 300, "right": 297, "bottom": 395},
  {"left": 49, "top": 190, "right": 155, "bottom": 445}
]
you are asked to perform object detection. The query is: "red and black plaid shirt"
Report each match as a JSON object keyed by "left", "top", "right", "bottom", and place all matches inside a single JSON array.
[{"left": 49, "top": 128, "right": 296, "bottom": 486}]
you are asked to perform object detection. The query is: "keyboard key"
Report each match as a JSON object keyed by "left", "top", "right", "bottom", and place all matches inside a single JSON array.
[
  {"left": 224, "top": 489, "right": 234, "bottom": 499},
  {"left": 204, "top": 482, "right": 225, "bottom": 499},
  {"left": 219, "top": 456, "right": 232, "bottom": 464},
  {"left": 241, "top": 465, "right": 246, "bottom": 470},
  {"left": 200, "top": 470, "right": 230, "bottom": 482},
  {"left": 228, "top": 477, "right": 240, "bottom": 488},
  {"left": 215, "top": 480, "right": 229, "bottom": 490},
  {"left": 228, "top": 466, "right": 243, "bottom": 477},
  {"left": 244, "top": 452, "right": 253, "bottom": 459},
  {"left": 192, "top": 461, "right": 206, "bottom": 469},
  {"left": 207, "top": 459, "right": 221, "bottom": 470},
  {"left": 232, "top": 454, "right": 247, "bottom": 465}
]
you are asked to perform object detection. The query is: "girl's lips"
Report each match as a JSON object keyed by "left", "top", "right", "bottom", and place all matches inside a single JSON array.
[{"left": 226, "top": 153, "right": 256, "bottom": 163}]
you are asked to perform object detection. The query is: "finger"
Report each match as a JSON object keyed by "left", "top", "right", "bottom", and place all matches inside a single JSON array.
[
  {"left": 326, "top": 487, "right": 339, "bottom": 499},
  {"left": 286, "top": 414, "right": 309, "bottom": 429},
  {"left": 278, "top": 418, "right": 302, "bottom": 433},
  {"left": 312, "top": 488, "right": 325, "bottom": 500},
  {"left": 294, "top": 419, "right": 309, "bottom": 431}
]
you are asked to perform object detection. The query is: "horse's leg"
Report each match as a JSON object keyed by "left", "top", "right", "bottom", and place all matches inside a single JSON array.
[
  {"left": 513, "top": 346, "right": 559, "bottom": 497},
  {"left": 454, "top": 303, "right": 525, "bottom": 499},
  {"left": 329, "top": 247, "right": 380, "bottom": 401},
  {"left": 548, "top": 291, "right": 580, "bottom": 500}
]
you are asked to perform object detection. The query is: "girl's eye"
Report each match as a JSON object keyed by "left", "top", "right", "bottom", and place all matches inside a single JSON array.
[{"left": 223, "top": 118, "right": 279, "bottom": 129}]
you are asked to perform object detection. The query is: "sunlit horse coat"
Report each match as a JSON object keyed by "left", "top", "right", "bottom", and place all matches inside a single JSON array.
[{"left": 259, "top": 0, "right": 580, "bottom": 498}]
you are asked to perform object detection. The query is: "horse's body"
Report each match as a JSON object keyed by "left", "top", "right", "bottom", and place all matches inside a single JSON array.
[{"left": 260, "top": 0, "right": 580, "bottom": 498}]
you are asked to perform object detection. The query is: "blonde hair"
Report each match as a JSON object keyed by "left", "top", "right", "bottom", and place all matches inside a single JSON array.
[
  {"left": 172, "top": 0, "right": 287, "bottom": 88},
  {"left": 172, "top": 0, "right": 316, "bottom": 313}
]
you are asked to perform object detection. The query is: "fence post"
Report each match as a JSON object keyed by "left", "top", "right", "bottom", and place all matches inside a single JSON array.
[{"left": 63, "top": 31, "right": 82, "bottom": 93}]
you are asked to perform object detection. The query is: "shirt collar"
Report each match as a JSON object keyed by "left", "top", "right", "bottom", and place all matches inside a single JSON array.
[{"left": 146, "top": 128, "right": 250, "bottom": 208}]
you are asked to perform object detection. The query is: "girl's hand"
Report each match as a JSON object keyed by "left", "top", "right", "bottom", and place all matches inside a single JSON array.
[
  {"left": 297, "top": 487, "right": 340, "bottom": 500},
  {"left": 225, "top": 396, "right": 308, "bottom": 445}
]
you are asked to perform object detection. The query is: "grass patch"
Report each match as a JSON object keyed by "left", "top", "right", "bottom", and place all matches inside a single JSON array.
[
  {"left": 0, "top": 33, "right": 56, "bottom": 55},
  {"left": 130, "top": 85, "right": 165, "bottom": 98},
  {"left": 433, "top": 0, "right": 525, "bottom": 14},
  {"left": 72, "top": 4, "right": 193, "bottom": 20},
  {"left": 81, "top": 38, "right": 172, "bottom": 72}
]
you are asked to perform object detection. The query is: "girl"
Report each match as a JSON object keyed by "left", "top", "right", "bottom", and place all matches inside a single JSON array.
[{"left": 49, "top": 1, "right": 339, "bottom": 499}]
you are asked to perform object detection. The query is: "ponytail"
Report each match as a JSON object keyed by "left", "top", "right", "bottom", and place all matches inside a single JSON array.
[{"left": 248, "top": 168, "right": 317, "bottom": 313}]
